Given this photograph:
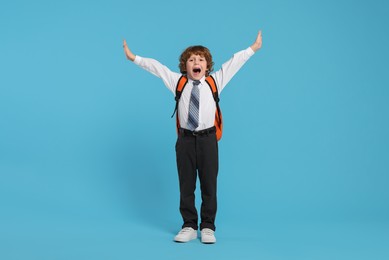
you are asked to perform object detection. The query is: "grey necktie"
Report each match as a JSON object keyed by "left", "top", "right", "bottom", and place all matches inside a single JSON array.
[{"left": 187, "top": 80, "right": 200, "bottom": 130}]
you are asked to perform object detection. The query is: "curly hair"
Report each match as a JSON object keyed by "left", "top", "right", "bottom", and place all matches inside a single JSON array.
[{"left": 178, "top": 45, "right": 214, "bottom": 76}]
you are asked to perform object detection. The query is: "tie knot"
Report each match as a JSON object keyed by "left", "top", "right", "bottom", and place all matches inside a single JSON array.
[{"left": 193, "top": 80, "right": 201, "bottom": 86}]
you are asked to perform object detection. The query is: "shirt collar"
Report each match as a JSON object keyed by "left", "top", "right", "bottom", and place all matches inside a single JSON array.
[{"left": 188, "top": 76, "right": 205, "bottom": 85}]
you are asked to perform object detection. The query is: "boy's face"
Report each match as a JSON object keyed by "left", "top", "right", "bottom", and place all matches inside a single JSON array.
[{"left": 186, "top": 54, "right": 208, "bottom": 80}]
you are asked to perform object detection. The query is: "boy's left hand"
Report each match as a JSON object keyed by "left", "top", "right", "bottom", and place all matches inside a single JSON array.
[
  {"left": 123, "top": 39, "right": 136, "bottom": 61},
  {"left": 251, "top": 31, "right": 262, "bottom": 52}
]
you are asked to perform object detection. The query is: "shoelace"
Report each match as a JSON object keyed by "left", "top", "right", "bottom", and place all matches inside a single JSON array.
[
  {"left": 202, "top": 229, "right": 214, "bottom": 236},
  {"left": 179, "top": 227, "right": 194, "bottom": 234}
]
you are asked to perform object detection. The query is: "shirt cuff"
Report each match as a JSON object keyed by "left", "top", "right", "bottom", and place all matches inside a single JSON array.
[
  {"left": 134, "top": 55, "right": 142, "bottom": 65},
  {"left": 247, "top": 46, "right": 255, "bottom": 56}
]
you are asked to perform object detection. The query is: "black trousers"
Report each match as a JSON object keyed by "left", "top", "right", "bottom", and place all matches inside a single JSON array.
[{"left": 175, "top": 128, "right": 219, "bottom": 231}]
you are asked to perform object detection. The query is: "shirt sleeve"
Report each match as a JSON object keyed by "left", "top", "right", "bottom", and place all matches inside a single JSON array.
[
  {"left": 134, "top": 55, "right": 181, "bottom": 95},
  {"left": 211, "top": 47, "right": 255, "bottom": 94}
]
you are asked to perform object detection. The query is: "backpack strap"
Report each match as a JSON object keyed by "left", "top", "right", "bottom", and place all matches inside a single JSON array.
[
  {"left": 205, "top": 75, "right": 223, "bottom": 141},
  {"left": 171, "top": 75, "right": 188, "bottom": 118}
]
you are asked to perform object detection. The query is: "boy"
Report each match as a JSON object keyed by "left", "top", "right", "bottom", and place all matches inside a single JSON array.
[{"left": 123, "top": 31, "right": 262, "bottom": 243}]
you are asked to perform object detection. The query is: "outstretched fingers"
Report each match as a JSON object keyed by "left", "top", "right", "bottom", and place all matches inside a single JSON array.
[
  {"left": 250, "top": 30, "right": 262, "bottom": 52},
  {"left": 255, "top": 31, "right": 262, "bottom": 48},
  {"left": 123, "top": 39, "right": 135, "bottom": 61}
]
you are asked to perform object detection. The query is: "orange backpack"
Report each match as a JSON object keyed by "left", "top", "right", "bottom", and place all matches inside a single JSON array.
[{"left": 171, "top": 75, "right": 223, "bottom": 141}]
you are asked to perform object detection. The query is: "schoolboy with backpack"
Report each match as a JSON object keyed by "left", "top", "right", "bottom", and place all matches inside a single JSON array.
[{"left": 123, "top": 31, "right": 262, "bottom": 243}]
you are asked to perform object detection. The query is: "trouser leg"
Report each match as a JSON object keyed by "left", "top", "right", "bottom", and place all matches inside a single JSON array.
[
  {"left": 197, "top": 133, "right": 219, "bottom": 231},
  {"left": 176, "top": 135, "right": 198, "bottom": 230}
]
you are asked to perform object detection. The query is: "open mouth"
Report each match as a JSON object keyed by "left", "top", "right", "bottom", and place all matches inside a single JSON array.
[{"left": 193, "top": 68, "right": 201, "bottom": 73}]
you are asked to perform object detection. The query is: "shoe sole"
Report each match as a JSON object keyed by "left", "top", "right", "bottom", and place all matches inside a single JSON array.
[
  {"left": 201, "top": 239, "right": 216, "bottom": 244},
  {"left": 174, "top": 235, "right": 197, "bottom": 243}
]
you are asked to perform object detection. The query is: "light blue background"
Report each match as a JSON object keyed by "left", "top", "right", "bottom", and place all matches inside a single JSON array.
[{"left": 1, "top": 0, "right": 388, "bottom": 259}]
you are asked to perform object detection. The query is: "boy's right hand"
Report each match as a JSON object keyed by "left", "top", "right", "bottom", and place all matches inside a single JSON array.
[
  {"left": 123, "top": 39, "right": 135, "bottom": 61},
  {"left": 250, "top": 31, "right": 262, "bottom": 52}
]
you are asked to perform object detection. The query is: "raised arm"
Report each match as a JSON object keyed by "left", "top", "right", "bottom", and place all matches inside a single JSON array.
[
  {"left": 123, "top": 39, "right": 135, "bottom": 61},
  {"left": 250, "top": 31, "right": 262, "bottom": 52},
  {"left": 211, "top": 30, "right": 263, "bottom": 93},
  {"left": 122, "top": 39, "right": 181, "bottom": 94}
]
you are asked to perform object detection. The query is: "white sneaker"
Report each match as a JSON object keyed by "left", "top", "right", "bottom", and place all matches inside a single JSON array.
[
  {"left": 201, "top": 228, "right": 216, "bottom": 244},
  {"left": 174, "top": 227, "right": 197, "bottom": 242}
]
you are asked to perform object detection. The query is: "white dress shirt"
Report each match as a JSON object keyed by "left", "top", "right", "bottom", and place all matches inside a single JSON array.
[{"left": 134, "top": 47, "right": 255, "bottom": 130}]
